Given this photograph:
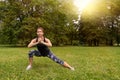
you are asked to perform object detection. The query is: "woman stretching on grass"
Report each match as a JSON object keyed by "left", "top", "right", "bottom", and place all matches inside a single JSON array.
[{"left": 26, "top": 27, "right": 74, "bottom": 71}]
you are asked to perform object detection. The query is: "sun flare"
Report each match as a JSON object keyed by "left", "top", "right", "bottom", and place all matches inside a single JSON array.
[{"left": 74, "top": 0, "right": 93, "bottom": 12}]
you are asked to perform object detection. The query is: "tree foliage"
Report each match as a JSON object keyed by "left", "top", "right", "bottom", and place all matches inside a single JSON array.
[
  {"left": 0, "top": 0, "right": 76, "bottom": 46},
  {"left": 0, "top": 0, "right": 120, "bottom": 46}
]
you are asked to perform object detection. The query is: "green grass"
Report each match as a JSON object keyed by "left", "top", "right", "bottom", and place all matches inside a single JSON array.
[{"left": 0, "top": 46, "right": 120, "bottom": 80}]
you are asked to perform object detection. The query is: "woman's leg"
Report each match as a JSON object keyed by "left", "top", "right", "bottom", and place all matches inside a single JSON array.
[
  {"left": 26, "top": 50, "right": 41, "bottom": 70},
  {"left": 63, "top": 61, "right": 75, "bottom": 70},
  {"left": 47, "top": 51, "right": 74, "bottom": 70}
]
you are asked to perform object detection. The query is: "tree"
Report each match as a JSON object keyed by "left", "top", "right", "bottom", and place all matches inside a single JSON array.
[{"left": 0, "top": 0, "right": 77, "bottom": 46}]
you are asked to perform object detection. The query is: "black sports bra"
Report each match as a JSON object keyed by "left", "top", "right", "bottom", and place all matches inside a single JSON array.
[{"left": 36, "top": 37, "right": 50, "bottom": 56}]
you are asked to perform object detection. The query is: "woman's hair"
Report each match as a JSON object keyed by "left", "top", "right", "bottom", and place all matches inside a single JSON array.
[{"left": 37, "top": 27, "right": 44, "bottom": 32}]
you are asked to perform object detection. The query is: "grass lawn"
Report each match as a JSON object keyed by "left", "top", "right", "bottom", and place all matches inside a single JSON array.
[{"left": 0, "top": 46, "right": 120, "bottom": 80}]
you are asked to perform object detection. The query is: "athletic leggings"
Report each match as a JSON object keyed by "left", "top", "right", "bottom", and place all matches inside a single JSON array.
[{"left": 28, "top": 50, "right": 64, "bottom": 65}]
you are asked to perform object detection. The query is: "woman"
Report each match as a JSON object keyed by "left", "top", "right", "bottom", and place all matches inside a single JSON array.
[{"left": 26, "top": 27, "right": 74, "bottom": 71}]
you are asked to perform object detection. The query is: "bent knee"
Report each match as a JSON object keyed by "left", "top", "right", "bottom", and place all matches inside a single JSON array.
[{"left": 28, "top": 50, "right": 35, "bottom": 58}]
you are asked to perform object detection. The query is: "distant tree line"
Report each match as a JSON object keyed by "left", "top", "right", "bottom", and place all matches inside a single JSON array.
[{"left": 0, "top": 0, "right": 120, "bottom": 46}]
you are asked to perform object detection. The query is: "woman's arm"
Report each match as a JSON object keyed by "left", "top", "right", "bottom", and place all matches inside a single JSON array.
[
  {"left": 41, "top": 38, "right": 52, "bottom": 47},
  {"left": 28, "top": 38, "right": 39, "bottom": 48}
]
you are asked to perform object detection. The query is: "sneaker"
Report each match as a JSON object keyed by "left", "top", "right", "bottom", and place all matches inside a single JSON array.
[
  {"left": 26, "top": 65, "right": 32, "bottom": 70},
  {"left": 70, "top": 67, "right": 75, "bottom": 71}
]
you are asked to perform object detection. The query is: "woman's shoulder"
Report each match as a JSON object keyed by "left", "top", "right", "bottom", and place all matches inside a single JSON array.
[
  {"left": 44, "top": 37, "right": 50, "bottom": 41},
  {"left": 31, "top": 38, "right": 38, "bottom": 42}
]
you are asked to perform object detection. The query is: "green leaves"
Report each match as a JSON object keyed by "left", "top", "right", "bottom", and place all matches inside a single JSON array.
[
  {"left": 0, "top": 0, "right": 120, "bottom": 46},
  {"left": 0, "top": 0, "right": 76, "bottom": 46}
]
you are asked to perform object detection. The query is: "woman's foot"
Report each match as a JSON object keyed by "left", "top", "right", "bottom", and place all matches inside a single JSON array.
[
  {"left": 26, "top": 65, "right": 32, "bottom": 70},
  {"left": 70, "top": 67, "right": 75, "bottom": 71}
]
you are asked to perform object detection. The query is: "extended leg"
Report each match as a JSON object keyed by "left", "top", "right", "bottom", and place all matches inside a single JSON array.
[
  {"left": 47, "top": 52, "right": 75, "bottom": 70},
  {"left": 62, "top": 61, "right": 74, "bottom": 70}
]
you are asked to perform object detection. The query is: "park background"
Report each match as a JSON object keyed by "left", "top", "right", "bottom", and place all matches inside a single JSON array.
[
  {"left": 0, "top": 0, "right": 120, "bottom": 46},
  {"left": 0, "top": 0, "right": 120, "bottom": 80}
]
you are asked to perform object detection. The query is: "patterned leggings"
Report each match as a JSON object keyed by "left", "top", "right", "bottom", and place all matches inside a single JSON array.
[{"left": 28, "top": 50, "right": 64, "bottom": 65}]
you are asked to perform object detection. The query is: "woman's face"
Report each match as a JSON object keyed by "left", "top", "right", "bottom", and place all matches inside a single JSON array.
[{"left": 37, "top": 29, "right": 44, "bottom": 37}]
